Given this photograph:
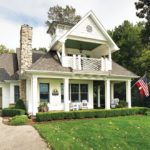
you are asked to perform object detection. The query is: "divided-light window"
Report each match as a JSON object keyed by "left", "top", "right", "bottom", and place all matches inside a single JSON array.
[
  {"left": 40, "top": 83, "right": 49, "bottom": 103},
  {"left": 60, "top": 83, "right": 88, "bottom": 103},
  {"left": 70, "top": 84, "right": 88, "bottom": 102}
]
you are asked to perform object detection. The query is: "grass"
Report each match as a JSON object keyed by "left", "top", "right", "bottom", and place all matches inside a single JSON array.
[{"left": 34, "top": 116, "right": 150, "bottom": 150}]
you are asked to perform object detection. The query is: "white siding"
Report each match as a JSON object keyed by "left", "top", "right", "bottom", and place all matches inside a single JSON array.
[
  {"left": 0, "top": 83, "right": 10, "bottom": 108},
  {"left": 70, "top": 16, "right": 107, "bottom": 41},
  {"left": 0, "top": 82, "right": 19, "bottom": 108},
  {"left": 36, "top": 78, "right": 94, "bottom": 111}
]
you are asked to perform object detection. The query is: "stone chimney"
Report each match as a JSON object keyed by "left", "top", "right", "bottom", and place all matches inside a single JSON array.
[
  {"left": 19, "top": 24, "right": 32, "bottom": 101},
  {"left": 20, "top": 24, "right": 32, "bottom": 74}
]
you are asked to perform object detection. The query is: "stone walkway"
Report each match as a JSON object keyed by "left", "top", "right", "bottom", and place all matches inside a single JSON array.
[{"left": 0, "top": 117, "right": 50, "bottom": 150}]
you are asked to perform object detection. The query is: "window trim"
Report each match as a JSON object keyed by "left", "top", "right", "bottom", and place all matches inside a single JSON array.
[{"left": 70, "top": 84, "right": 88, "bottom": 102}]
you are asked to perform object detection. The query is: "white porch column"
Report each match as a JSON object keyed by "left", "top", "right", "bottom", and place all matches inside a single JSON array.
[
  {"left": 26, "top": 79, "right": 32, "bottom": 113},
  {"left": 110, "top": 82, "right": 114, "bottom": 102},
  {"left": 73, "top": 54, "right": 76, "bottom": 70},
  {"left": 10, "top": 83, "right": 14, "bottom": 104},
  {"left": 126, "top": 80, "right": 131, "bottom": 108},
  {"left": 101, "top": 57, "right": 105, "bottom": 71},
  {"left": 61, "top": 41, "right": 66, "bottom": 67},
  {"left": 62, "top": 41, "right": 65, "bottom": 57},
  {"left": 108, "top": 46, "right": 112, "bottom": 70},
  {"left": 31, "top": 76, "right": 38, "bottom": 115},
  {"left": 64, "top": 78, "right": 69, "bottom": 111},
  {"left": 105, "top": 79, "right": 110, "bottom": 109},
  {"left": 98, "top": 85, "right": 101, "bottom": 107},
  {"left": 78, "top": 55, "right": 81, "bottom": 70}
]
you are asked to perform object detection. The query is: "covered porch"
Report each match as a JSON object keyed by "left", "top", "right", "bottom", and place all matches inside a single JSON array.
[{"left": 26, "top": 73, "right": 131, "bottom": 115}]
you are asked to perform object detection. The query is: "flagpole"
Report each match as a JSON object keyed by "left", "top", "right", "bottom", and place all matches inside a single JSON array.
[
  {"left": 131, "top": 81, "right": 138, "bottom": 89},
  {"left": 131, "top": 75, "right": 143, "bottom": 89}
]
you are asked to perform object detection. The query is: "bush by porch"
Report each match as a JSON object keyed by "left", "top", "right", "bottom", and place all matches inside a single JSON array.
[{"left": 36, "top": 107, "right": 148, "bottom": 122}]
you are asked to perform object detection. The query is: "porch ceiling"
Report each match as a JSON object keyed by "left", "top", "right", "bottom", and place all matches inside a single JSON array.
[{"left": 65, "top": 39, "right": 101, "bottom": 50}]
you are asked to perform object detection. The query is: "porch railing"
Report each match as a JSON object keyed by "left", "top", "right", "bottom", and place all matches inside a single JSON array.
[
  {"left": 62, "top": 55, "right": 112, "bottom": 71},
  {"left": 81, "top": 57, "right": 101, "bottom": 71}
]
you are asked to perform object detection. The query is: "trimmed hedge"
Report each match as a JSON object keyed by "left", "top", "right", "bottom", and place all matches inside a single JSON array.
[
  {"left": 2, "top": 108, "right": 25, "bottom": 117},
  {"left": 36, "top": 107, "right": 149, "bottom": 122}
]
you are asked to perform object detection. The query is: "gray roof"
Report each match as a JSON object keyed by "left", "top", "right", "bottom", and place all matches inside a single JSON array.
[
  {"left": 0, "top": 50, "right": 138, "bottom": 81},
  {"left": 0, "top": 50, "right": 45, "bottom": 81},
  {"left": 30, "top": 51, "right": 72, "bottom": 72},
  {"left": 0, "top": 53, "right": 19, "bottom": 81},
  {"left": 30, "top": 51, "right": 138, "bottom": 78},
  {"left": 110, "top": 62, "right": 138, "bottom": 77}
]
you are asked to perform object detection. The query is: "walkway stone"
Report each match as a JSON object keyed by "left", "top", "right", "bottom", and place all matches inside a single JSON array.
[{"left": 0, "top": 117, "right": 50, "bottom": 150}]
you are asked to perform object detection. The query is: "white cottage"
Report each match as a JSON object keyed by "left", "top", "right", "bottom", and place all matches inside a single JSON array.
[{"left": 0, "top": 11, "right": 138, "bottom": 115}]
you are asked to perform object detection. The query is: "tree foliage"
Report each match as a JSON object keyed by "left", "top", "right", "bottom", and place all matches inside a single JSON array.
[
  {"left": 135, "top": 0, "right": 150, "bottom": 44},
  {"left": 135, "top": 0, "right": 150, "bottom": 20},
  {"left": 109, "top": 21, "right": 144, "bottom": 74},
  {"left": 0, "top": 44, "right": 14, "bottom": 54},
  {"left": 46, "top": 5, "right": 81, "bottom": 27}
]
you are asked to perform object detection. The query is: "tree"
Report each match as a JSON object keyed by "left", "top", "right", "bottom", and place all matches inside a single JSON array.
[
  {"left": 135, "top": 0, "right": 150, "bottom": 20},
  {"left": 46, "top": 5, "right": 81, "bottom": 27},
  {"left": 135, "top": 0, "right": 150, "bottom": 44},
  {"left": 135, "top": 45, "right": 150, "bottom": 78},
  {"left": 0, "top": 44, "right": 14, "bottom": 54},
  {"left": 109, "top": 21, "right": 144, "bottom": 74}
]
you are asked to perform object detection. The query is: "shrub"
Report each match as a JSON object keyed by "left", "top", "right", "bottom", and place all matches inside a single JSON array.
[
  {"left": 10, "top": 115, "right": 28, "bottom": 125},
  {"left": 38, "top": 102, "right": 48, "bottom": 112},
  {"left": 36, "top": 107, "right": 148, "bottom": 122},
  {"left": 116, "top": 100, "right": 128, "bottom": 108},
  {"left": 15, "top": 99, "right": 26, "bottom": 110},
  {"left": 2, "top": 108, "right": 25, "bottom": 117}
]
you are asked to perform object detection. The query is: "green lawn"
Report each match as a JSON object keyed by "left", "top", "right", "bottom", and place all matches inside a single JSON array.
[{"left": 34, "top": 116, "right": 150, "bottom": 150}]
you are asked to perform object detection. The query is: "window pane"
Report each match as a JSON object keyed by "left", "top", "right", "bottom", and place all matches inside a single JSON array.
[
  {"left": 40, "top": 84, "right": 49, "bottom": 93},
  {"left": 81, "top": 93, "right": 88, "bottom": 101},
  {"left": 40, "top": 83, "right": 49, "bottom": 103},
  {"left": 14, "top": 86, "right": 20, "bottom": 102},
  {"left": 71, "top": 93, "right": 79, "bottom": 102},
  {"left": 80, "top": 84, "right": 88, "bottom": 92},
  {"left": 71, "top": 84, "right": 79, "bottom": 93},
  {"left": 71, "top": 84, "right": 79, "bottom": 102},
  {"left": 80, "top": 84, "right": 88, "bottom": 101}
]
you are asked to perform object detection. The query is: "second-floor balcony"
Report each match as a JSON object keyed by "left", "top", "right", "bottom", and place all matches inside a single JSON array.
[{"left": 62, "top": 55, "right": 112, "bottom": 72}]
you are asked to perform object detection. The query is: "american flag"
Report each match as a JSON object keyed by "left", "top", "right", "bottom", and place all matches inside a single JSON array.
[{"left": 136, "top": 75, "right": 149, "bottom": 97}]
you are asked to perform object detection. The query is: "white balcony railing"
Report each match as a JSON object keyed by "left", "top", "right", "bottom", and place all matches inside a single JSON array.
[{"left": 62, "top": 55, "right": 112, "bottom": 71}]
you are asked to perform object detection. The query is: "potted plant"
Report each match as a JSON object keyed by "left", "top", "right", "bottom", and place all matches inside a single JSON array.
[{"left": 38, "top": 102, "right": 49, "bottom": 112}]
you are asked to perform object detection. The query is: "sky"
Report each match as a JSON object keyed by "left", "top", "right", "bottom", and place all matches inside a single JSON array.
[{"left": 0, "top": 0, "right": 141, "bottom": 50}]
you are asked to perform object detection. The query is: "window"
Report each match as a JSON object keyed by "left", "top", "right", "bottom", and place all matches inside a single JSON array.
[
  {"left": 61, "top": 83, "right": 64, "bottom": 103},
  {"left": 40, "top": 83, "right": 49, "bottom": 103},
  {"left": 14, "top": 86, "right": 19, "bottom": 102},
  {"left": 80, "top": 84, "right": 88, "bottom": 101},
  {"left": 71, "top": 84, "right": 79, "bottom": 102},
  {"left": 70, "top": 84, "right": 88, "bottom": 102}
]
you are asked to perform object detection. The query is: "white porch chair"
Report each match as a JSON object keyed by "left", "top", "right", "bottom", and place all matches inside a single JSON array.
[
  {"left": 69, "top": 101, "right": 80, "bottom": 110},
  {"left": 81, "top": 100, "right": 88, "bottom": 109},
  {"left": 111, "top": 98, "right": 119, "bottom": 108}
]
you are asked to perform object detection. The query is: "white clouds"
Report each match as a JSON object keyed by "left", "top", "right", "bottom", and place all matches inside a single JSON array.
[
  {"left": 0, "top": 18, "right": 20, "bottom": 49},
  {"left": 0, "top": 18, "right": 50, "bottom": 49},
  {"left": 32, "top": 26, "right": 50, "bottom": 49},
  {"left": 0, "top": 0, "right": 141, "bottom": 49}
]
